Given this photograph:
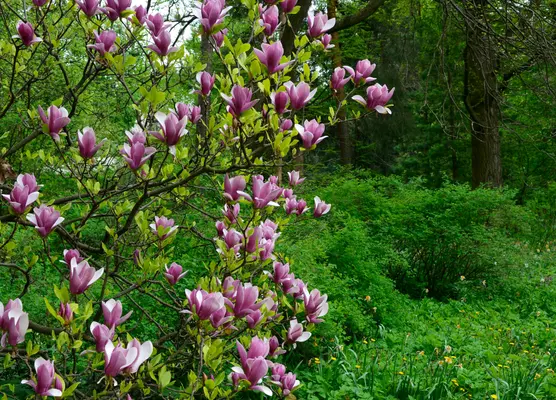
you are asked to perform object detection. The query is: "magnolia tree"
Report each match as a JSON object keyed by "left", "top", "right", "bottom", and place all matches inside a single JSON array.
[{"left": 0, "top": 0, "right": 393, "bottom": 397}]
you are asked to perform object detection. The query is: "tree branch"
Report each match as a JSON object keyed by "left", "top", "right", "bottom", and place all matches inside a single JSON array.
[{"left": 329, "top": 0, "right": 388, "bottom": 33}]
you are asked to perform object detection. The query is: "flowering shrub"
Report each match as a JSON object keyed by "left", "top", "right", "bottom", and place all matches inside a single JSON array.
[{"left": 0, "top": 0, "right": 393, "bottom": 398}]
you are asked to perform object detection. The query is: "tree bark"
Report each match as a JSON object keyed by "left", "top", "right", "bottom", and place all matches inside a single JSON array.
[
  {"left": 280, "top": 0, "right": 313, "bottom": 56},
  {"left": 329, "top": 0, "right": 388, "bottom": 33},
  {"left": 463, "top": 0, "right": 502, "bottom": 188}
]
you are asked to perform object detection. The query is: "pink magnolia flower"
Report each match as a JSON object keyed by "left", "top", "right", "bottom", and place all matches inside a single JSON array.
[
  {"left": 209, "top": 302, "right": 234, "bottom": 328},
  {"left": 184, "top": 289, "right": 226, "bottom": 320},
  {"left": 102, "top": 299, "right": 132, "bottom": 328},
  {"left": 344, "top": 59, "right": 376, "bottom": 86},
  {"left": 32, "top": 0, "right": 48, "bottom": 6},
  {"left": 321, "top": 34, "right": 334, "bottom": 50},
  {"left": 58, "top": 302, "right": 73, "bottom": 325},
  {"left": 0, "top": 299, "right": 22, "bottom": 331},
  {"left": 16, "top": 173, "right": 40, "bottom": 193},
  {"left": 296, "top": 199, "right": 309, "bottom": 215},
  {"left": 38, "top": 105, "right": 70, "bottom": 141},
  {"left": 352, "top": 83, "right": 395, "bottom": 114},
  {"left": 196, "top": 71, "right": 215, "bottom": 96},
  {"left": 246, "top": 309, "right": 263, "bottom": 328},
  {"left": 14, "top": 21, "right": 42, "bottom": 47},
  {"left": 62, "top": 249, "right": 83, "bottom": 266},
  {"left": 295, "top": 119, "right": 327, "bottom": 149},
  {"left": 271, "top": 262, "right": 290, "bottom": 284},
  {"left": 175, "top": 103, "right": 191, "bottom": 121},
  {"left": 233, "top": 338, "right": 271, "bottom": 395},
  {"left": 283, "top": 188, "right": 294, "bottom": 199},
  {"left": 280, "top": 119, "right": 293, "bottom": 131},
  {"left": 78, "top": 127, "right": 106, "bottom": 159},
  {"left": 1, "top": 300, "right": 28, "bottom": 348},
  {"left": 212, "top": 28, "right": 228, "bottom": 47},
  {"left": 125, "top": 126, "right": 147, "bottom": 144},
  {"left": 280, "top": 372, "right": 300, "bottom": 396},
  {"left": 133, "top": 5, "right": 147, "bottom": 24},
  {"left": 224, "top": 174, "right": 246, "bottom": 202},
  {"left": 90, "top": 322, "right": 114, "bottom": 352},
  {"left": 254, "top": 41, "right": 292, "bottom": 74},
  {"left": 231, "top": 357, "right": 270, "bottom": 395},
  {"left": 284, "top": 197, "right": 298, "bottom": 215},
  {"left": 287, "top": 170, "right": 305, "bottom": 186},
  {"left": 122, "top": 339, "right": 153, "bottom": 373},
  {"left": 54, "top": 376, "right": 65, "bottom": 397},
  {"left": 2, "top": 174, "right": 40, "bottom": 214},
  {"left": 283, "top": 81, "right": 316, "bottom": 110},
  {"left": 303, "top": 288, "right": 329, "bottom": 323},
  {"left": 259, "top": 5, "right": 279, "bottom": 36},
  {"left": 87, "top": 30, "right": 117, "bottom": 56},
  {"left": 232, "top": 283, "right": 262, "bottom": 318},
  {"left": 164, "top": 262, "right": 188, "bottom": 285},
  {"left": 215, "top": 220, "right": 226, "bottom": 237},
  {"left": 222, "top": 203, "right": 240, "bottom": 223},
  {"left": 222, "top": 276, "right": 240, "bottom": 299},
  {"left": 313, "top": 196, "right": 331, "bottom": 218},
  {"left": 271, "top": 363, "right": 286, "bottom": 382},
  {"left": 101, "top": 0, "right": 132, "bottom": 21},
  {"left": 120, "top": 134, "right": 156, "bottom": 171},
  {"left": 21, "top": 358, "right": 62, "bottom": 397},
  {"left": 280, "top": 274, "right": 300, "bottom": 295},
  {"left": 76, "top": 0, "right": 100, "bottom": 17},
  {"left": 331, "top": 67, "right": 350, "bottom": 91},
  {"left": 222, "top": 228, "right": 243, "bottom": 254},
  {"left": 150, "top": 216, "right": 178, "bottom": 240},
  {"left": 307, "top": 12, "right": 335, "bottom": 38},
  {"left": 238, "top": 175, "right": 282, "bottom": 209},
  {"left": 270, "top": 91, "right": 289, "bottom": 114},
  {"left": 150, "top": 111, "right": 187, "bottom": 153},
  {"left": 69, "top": 258, "right": 104, "bottom": 294},
  {"left": 193, "top": 0, "right": 231, "bottom": 34},
  {"left": 280, "top": 0, "right": 297, "bottom": 13},
  {"left": 104, "top": 341, "right": 137, "bottom": 377},
  {"left": 269, "top": 336, "right": 286, "bottom": 357},
  {"left": 148, "top": 29, "right": 179, "bottom": 57},
  {"left": 189, "top": 106, "right": 202, "bottom": 123},
  {"left": 287, "top": 318, "right": 311, "bottom": 343},
  {"left": 146, "top": 13, "right": 169, "bottom": 36},
  {"left": 221, "top": 85, "right": 258, "bottom": 117},
  {"left": 26, "top": 204, "right": 64, "bottom": 237}
]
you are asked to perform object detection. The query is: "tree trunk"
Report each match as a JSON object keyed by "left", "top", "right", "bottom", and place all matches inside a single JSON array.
[
  {"left": 463, "top": 0, "right": 502, "bottom": 188},
  {"left": 280, "top": 0, "right": 313, "bottom": 56},
  {"left": 328, "top": 0, "right": 353, "bottom": 165}
]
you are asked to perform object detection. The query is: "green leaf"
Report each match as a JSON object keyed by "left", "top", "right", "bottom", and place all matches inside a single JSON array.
[{"left": 62, "top": 383, "right": 80, "bottom": 398}]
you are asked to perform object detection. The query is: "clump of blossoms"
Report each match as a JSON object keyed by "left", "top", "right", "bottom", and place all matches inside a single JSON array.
[{"left": 0, "top": 0, "right": 393, "bottom": 397}]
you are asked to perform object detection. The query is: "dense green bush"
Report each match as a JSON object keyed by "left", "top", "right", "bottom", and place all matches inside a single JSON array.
[{"left": 284, "top": 172, "right": 536, "bottom": 314}]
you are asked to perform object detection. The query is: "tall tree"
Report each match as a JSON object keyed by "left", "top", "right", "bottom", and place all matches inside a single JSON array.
[{"left": 463, "top": 0, "right": 502, "bottom": 187}]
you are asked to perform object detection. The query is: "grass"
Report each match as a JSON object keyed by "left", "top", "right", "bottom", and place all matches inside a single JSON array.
[{"left": 293, "top": 247, "right": 556, "bottom": 399}]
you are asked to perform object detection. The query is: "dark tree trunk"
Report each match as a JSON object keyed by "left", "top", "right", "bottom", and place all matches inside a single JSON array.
[
  {"left": 280, "top": 0, "right": 312, "bottom": 56},
  {"left": 463, "top": 0, "right": 502, "bottom": 188}
]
